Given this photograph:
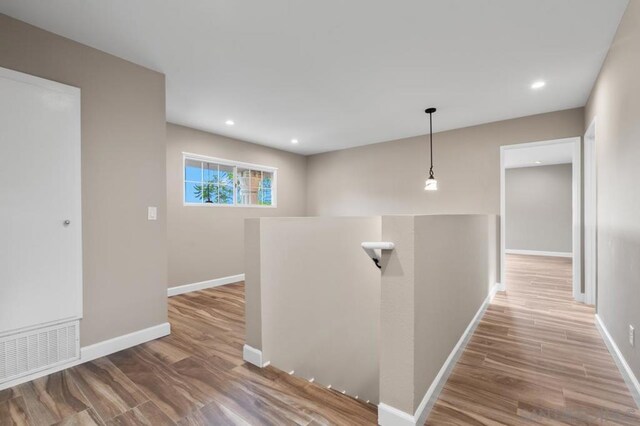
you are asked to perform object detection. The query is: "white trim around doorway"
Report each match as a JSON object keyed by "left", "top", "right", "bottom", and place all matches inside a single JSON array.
[
  {"left": 584, "top": 118, "right": 597, "bottom": 306},
  {"left": 500, "top": 137, "right": 582, "bottom": 302}
]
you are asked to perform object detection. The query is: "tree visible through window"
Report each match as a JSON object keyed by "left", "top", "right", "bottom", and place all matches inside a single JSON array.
[{"left": 184, "top": 155, "right": 276, "bottom": 207}]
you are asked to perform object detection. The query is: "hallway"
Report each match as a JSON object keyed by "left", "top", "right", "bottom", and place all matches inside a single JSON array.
[{"left": 426, "top": 254, "right": 640, "bottom": 425}]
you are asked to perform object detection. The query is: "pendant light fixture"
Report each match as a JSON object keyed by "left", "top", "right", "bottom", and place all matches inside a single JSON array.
[{"left": 424, "top": 107, "right": 438, "bottom": 191}]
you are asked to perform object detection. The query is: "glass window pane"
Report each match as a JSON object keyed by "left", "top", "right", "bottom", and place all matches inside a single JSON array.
[
  {"left": 236, "top": 168, "right": 252, "bottom": 205},
  {"left": 261, "top": 171, "right": 273, "bottom": 189},
  {"left": 218, "top": 185, "right": 233, "bottom": 204},
  {"left": 218, "top": 164, "right": 234, "bottom": 187},
  {"left": 186, "top": 157, "right": 275, "bottom": 207},
  {"left": 250, "top": 170, "right": 262, "bottom": 205},
  {"left": 236, "top": 186, "right": 245, "bottom": 204},
  {"left": 185, "top": 159, "right": 202, "bottom": 182},
  {"left": 203, "top": 182, "right": 218, "bottom": 203},
  {"left": 203, "top": 162, "right": 218, "bottom": 182},
  {"left": 185, "top": 182, "right": 202, "bottom": 203},
  {"left": 205, "top": 186, "right": 219, "bottom": 203},
  {"left": 190, "top": 181, "right": 217, "bottom": 203},
  {"left": 259, "top": 188, "right": 272, "bottom": 206}
]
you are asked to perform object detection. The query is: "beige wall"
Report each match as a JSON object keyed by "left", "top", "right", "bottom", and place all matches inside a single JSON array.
[
  {"left": 379, "top": 216, "right": 416, "bottom": 414},
  {"left": 246, "top": 214, "right": 497, "bottom": 414},
  {"left": 166, "top": 124, "right": 307, "bottom": 287},
  {"left": 307, "top": 108, "right": 584, "bottom": 217},
  {"left": 244, "top": 218, "right": 262, "bottom": 350},
  {"left": 585, "top": 1, "right": 639, "bottom": 380},
  {"left": 414, "top": 215, "right": 497, "bottom": 411},
  {"left": 245, "top": 217, "right": 381, "bottom": 403},
  {"left": 506, "top": 164, "right": 573, "bottom": 253},
  {"left": 380, "top": 215, "right": 498, "bottom": 414},
  {"left": 0, "top": 14, "right": 167, "bottom": 346},
  {"left": 168, "top": 107, "right": 584, "bottom": 290}
]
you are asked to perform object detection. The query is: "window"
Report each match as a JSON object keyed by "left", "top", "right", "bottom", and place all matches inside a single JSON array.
[{"left": 183, "top": 153, "right": 277, "bottom": 207}]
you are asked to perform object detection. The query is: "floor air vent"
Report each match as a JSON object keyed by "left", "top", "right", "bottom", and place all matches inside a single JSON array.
[{"left": 0, "top": 320, "right": 79, "bottom": 384}]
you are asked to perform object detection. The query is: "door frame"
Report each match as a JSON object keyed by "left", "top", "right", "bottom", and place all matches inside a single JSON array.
[
  {"left": 500, "top": 137, "right": 582, "bottom": 301},
  {"left": 584, "top": 119, "right": 597, "bottom": 306}
]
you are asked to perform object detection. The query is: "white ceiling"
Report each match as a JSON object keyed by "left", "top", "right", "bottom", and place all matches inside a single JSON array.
[
  {"left": 0, "top": 0, "right": 628, "bottom": 155},
  {"left": 504, "top": 139, "right": 575, "bottom": 169}
]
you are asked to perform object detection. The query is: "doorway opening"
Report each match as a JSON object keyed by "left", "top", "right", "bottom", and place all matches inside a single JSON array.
[{"left": 500, "top": 137, "right": 582, "bottom": 301}]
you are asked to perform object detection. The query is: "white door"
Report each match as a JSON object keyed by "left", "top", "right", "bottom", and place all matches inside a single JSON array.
[{"left": 0, "top": 68, "right": 82, "bottom": 334}]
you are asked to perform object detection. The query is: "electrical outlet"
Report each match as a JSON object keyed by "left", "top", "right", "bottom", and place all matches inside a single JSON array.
[
  {"left": 147, "top": 206, "right": 157, "bottom": 221},
  {"left": 630, "top": 325, "right": 635, "bottom": 347}
]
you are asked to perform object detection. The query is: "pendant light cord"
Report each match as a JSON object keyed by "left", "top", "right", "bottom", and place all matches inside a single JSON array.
[{"left": 429, "top": 111, "right": 434, "bottom": 178}]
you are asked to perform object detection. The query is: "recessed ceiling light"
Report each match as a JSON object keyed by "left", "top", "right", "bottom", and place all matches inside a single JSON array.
[
  {"left": 225, "top": 120, "right": 235, "bottom": 126},
  {"left": 531, "top": 81, "right": 546, "bottom": 90},
  {"left": 291, "top": 139, "right": 299, "bottom": 144},
  {"left": 534, "top": 161, "right": 542, "bottom": 164}
]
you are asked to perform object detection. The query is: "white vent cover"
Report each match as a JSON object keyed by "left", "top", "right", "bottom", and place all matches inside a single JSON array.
[{"left": 0, "top": 320, "right": 79, "bottom": 384}]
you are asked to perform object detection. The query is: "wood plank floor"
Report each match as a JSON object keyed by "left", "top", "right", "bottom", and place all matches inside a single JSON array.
[
  {"left": 0, "top": 284, "right": 376, "bottom": 425},
  {"left": 2, "top": 255, "right": 638, "bottom": 425},
  {"left": 426, "top": 254, "right": 640, "bottom": 425}
]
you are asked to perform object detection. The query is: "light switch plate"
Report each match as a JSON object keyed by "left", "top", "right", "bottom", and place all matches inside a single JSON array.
[
  {"left": 630, "top": 325, "right": 635, "bottom": 347},
  {"left": 148, "top": 206, "right": 157, "bottom": 221}
]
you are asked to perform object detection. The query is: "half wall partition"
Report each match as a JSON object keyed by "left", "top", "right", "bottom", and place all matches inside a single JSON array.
[{"left": 245, "top": 214, "right": 499, "bottom": 425}]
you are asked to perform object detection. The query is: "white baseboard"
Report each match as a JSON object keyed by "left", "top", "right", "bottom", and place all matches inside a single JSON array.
[
  {"left": 378, "top": 403, "right": 416, "bottom": 426},
  {"left": 595, "top": 314, "right": 640, "bottom": 408},
  {"left": 81, "top": 322, "right": 171, "bottom": 362},
  {"left": 0, "top": 322, "right": 170, "bottom": 391},
  {"left": 505, "top": 249, "right": 572, "bottom": 258},
  {"left": 243, "top": 344, "right": 270, "bottom": 368},
  {"left": 168, "top": 274, "right": 245, "bottom": 297},
  {"left": 378, "top": 283, "right": 500, "bottom": 426}
]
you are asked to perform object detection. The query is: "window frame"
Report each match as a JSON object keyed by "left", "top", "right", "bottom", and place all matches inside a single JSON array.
[{"left": 182, "top": 152, "right": 278, "bottom": 208}]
